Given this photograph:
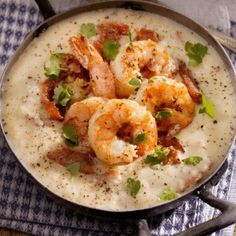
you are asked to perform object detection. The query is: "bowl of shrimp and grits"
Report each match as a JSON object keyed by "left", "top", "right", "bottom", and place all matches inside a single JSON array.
[{"left": 1, "top": 0, "right": 236, "bottom": 218}]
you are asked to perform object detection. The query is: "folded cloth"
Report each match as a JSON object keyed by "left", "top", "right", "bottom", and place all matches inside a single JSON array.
[{"left": 0, "top": 1, "right": 236, "bottom": 235}]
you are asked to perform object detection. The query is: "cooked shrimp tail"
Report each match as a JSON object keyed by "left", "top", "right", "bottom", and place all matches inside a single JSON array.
[{"left": 69, "top": 33, "right": 116, "bottom": 99}]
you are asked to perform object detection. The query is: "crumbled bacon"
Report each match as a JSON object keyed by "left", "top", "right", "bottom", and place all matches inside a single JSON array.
[
  {"left": 159, "top": 134, "right": 185, "bottom": 153},
  {"left": 140, "top": 62, "right": 157, "bottom": 79},
  {"left": 61, "top": 54, "right": 90, "bottom": 81},
  {"left": 47, "top": 147, "right": 95, "bottom": 174},
  {"left": 97, "top": 21, "right": 129, "bottom": 42},
  {"left": 41, "top": 80, "right": 63, "bottom": 120},
  {"left": 178, "top": 61, "right": 202, "bottom": 104},
  {"left": 136, "top": 28, "right": 159, "bottom": 42},
  {"left": 163, "top": 147, "right": 181, "bottom": 165},
  {"left": 117, "top": 123, "right": 134, "bottom": 143}
]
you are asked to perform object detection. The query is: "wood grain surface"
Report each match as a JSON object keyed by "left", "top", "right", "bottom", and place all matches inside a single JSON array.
[{"left": 0, "top": 229, "right": 29, "bottom": 236}]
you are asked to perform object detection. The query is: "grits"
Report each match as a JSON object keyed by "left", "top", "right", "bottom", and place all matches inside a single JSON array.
[{"left": 1, "top": 8, "right": 236, "bottom": 211}]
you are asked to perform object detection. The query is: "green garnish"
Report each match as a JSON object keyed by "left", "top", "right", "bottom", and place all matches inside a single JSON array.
[
  {"left": 62, "top": 124, "right": 78, "bottom": 147},
  {"left": 53, "top": 84, "right": 72, "bottom": 107},
  {"left": 102, "top": 40, "right": 120, "bottom": 60},
  {"left": 66, "top": 161, "right": 80, "bottom": 177},
  {"left": 144, "top": 147, "right": 170, "bottom": 168},
  {"left": 128, "top": 30, "right": 132, "bottom": 45},
  {"left": 160, "top": 187, "right": 178, "bottom": 201},
  {"left": 183, "top": 156, "right": 203, "bottom": 166},
  {"left": 131, "top": 133, "right": 147, "bottom": 145},
  {"left": 155, "top": 110, "right": 172, "bottom": 120},
  {"left": 185, "top": 41, "right": 208, "bottom": 66},
  {"left": 199, "top": 94, "right": 215, "bottom": 118},
  {"left": 44, "top": 53, "right": 67, "bottom": 79},
  {"left": 80, "top": 23, "right": 96, "bottom": 38},
  {"left": 125, "top": 178, "right": 141, "bottom": 197},
  {"left": 128, "top": 78, "right": 142, "bottom": 87}
]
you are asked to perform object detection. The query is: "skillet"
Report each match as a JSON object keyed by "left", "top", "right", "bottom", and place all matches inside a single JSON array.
[{"left": 1, "top": 0, "right": 236, "bottom": 235}]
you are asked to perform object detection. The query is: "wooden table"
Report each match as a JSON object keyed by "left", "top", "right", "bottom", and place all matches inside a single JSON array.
[{"left": 0, "top": 229, "right": 28, "bottom": 236}]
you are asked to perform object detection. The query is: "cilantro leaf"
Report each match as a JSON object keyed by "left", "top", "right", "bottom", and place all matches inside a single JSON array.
[
  {"left": 155, "top": 110, "right": 172, "bottom": 120},
  {"left": 62, "top": 124, "right": 78, "bottom": 147},
  {"left": 125, "top": 178, "right": 141, "bottom": 197},
  {"left": 160, "top": 187, "right": 178, "bottom": 201},
  {"left": 128, "top": 78, "right": 142, "bottom": 87},
  {"left": 66, "top": 161, "right": 80, "bottom": 177},
  {"left": 131, "top": 133, "right": 147, "bottom": 145},
  {"left": 199, "top": 94, "right": 215, "bottom": 118},
  {"left": 183, "top": 156, "right": 203, "bottom": 166},
  {"left": 80, "top": 23, "right": 96, "bottom": 38},
  {"left": 44, "top": 53, "right": 67, "bottom": 79},
  {"left": 185, "top": 41, "right": 208, "bottom": 66},
  {"left": 128, "top": 30, "right": 132, "bottom": 45},
  {"left": 144, "top": 147, "right": 170, "bottom": 167},
  {"left": 102, "top": 40, "right": 120, "bottom": 60},
  {"left": 53, "top": 84, "right": 72, "bottom": 107}
]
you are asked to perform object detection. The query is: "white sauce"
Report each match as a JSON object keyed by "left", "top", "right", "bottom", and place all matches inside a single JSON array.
[{"left": 1, "top": 8, "right": 236, "bottom": 211}]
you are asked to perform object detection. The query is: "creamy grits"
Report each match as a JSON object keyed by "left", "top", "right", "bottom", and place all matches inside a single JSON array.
[{"left": 1, "top": 8, "right": 236, "bottom": 211}]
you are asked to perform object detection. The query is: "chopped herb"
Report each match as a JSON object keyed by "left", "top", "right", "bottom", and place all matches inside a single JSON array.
[
  {"left": 199, "top": 94, "right": 215, "bottom": 118},
  {"left": 44, "top": 53, "right": 67, "bottom": 79},
  {"left": 160, "top": 187, "right": 178, "bottom": 201},
  {"left": 128, "top": 78, "right": 142, "bottom": 87},
  {"left": 102, "top": 40, "right": 120, "bottom": 60},
  {"left": 128, "top": 30, "right": 132, "bottom": 45},
  {"left": 185, "top": 41, "right": 208, "bottom": 66},
  {"left": 125, "top": 178, "right": 141, "bottom": 197},
  {"left": 155, "top": 110, "right": 172, "bottom": 120},
  {"left": 62, "top": 124, "right": 78, "bottom": 147},
  {"left": 66, "top": 161, "right": 80, "bottom": 177},
  {"left": 183, "top": 156, "right": 203, "bottom": 166},
  {"left": 80, "top": 23, "right": 96, "bottom": 38},
  {"left": 53, "top": 84, "right": 72, "bottom": 106},
  {"left": 144, "top": 147, "right": 170, "bottom": 167},
  {"left": 131, "top": 133, "right": 147, "bottom": 145}
]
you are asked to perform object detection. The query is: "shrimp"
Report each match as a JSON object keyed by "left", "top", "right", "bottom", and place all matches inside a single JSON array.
[
  {"left": 64, "top": 97, "right": 106, "bottom": 153},
  {"left": 88, "top": 99, "right": 157, "bottom": 165},
  {"left": 111, "top": 39, "right": 176, "bottom": 97},
  {"left": 134, "top": 76, "right": 195, "bottom": 134},
  {"left": 69, "top": 33, "right": 116, "bottom": 99}
]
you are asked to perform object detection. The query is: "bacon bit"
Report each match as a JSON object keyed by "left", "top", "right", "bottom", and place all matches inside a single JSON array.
[
  {"left": 136, "top": 28, "right": 159, "bottom": 42},
  {"left": 163, "top": 147, "right": 181, "bottom": 165},
  {"left": 159, "top": 135, "right": 185, "bottom": 153},
  {"left": 97, "top": 21, "right": 129, "bottom": 42},
  {"left": 47, "top": 147, "right": 95, "bottom": 174},
  {"left": 117, "top": 123, "right": 134, "bottom": 143},
  {"left": 140, "top": 60, "right": 157, "bottom": 79},
  {"left": 179, "top": 61, "right": 202, "bottom": 104},
  {"left": 60, "top": 54, "right": 90, "bottom": 81},
  {"left": 41, "top": 80, "right": 63, "bottom": 120}
]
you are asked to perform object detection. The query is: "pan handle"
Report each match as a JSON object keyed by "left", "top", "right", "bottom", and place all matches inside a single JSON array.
[
  {"left": 34, "top": 0, "right": 56, "bottom": 19},
  {"left": 138, "top": 189, "right": 236, "bottom": 236},
  {"left": 174, "top": 188, "right": 236, "bottom": 236}
]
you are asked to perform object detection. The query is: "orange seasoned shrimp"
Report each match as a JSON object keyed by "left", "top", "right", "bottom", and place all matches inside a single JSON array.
[
  {"left": 88, "top": 99, "right": 157, "bottom": 165},
  {"left": 64, "top": 97, "right": 106, "bottom": 153},
  {"left": 134, "top": 76, "right": 195, "bottom": 134},
  {"left": 69, "top": 33, "right": 116, "bottom": 99},
  {"left": 111, "top": 39, "right": 176, "bottom": 97}
]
